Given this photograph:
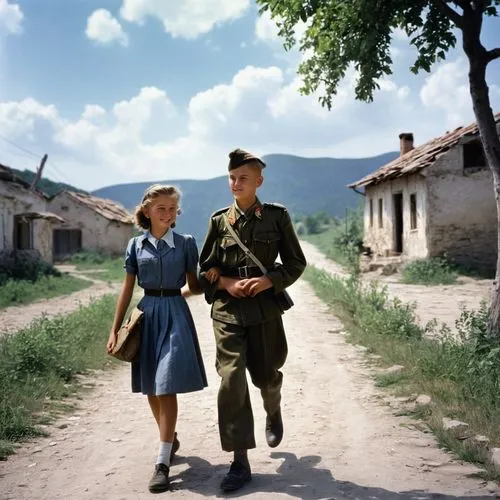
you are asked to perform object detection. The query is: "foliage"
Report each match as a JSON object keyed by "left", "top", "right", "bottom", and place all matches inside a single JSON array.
[
  {"left": 0, "top": 275, "right": 90, "bottom": 310},
  {"left": 401, "top": 257, "right": 458, "bottom": 285},
  {"left": 302, "top": 208, "right": 363, "bottom": 272},
  {"left": 0, "top": 251, "right": 60, "bottom": 286},
  {"left": 256, "top": 1, "right": 499, "bottom": 108},
  {"left": 9, "top": 167, "right": 85, "bottom": 197},
  {"left": 305, "top": 265, "right": 500, "bottom": 476},
  {"left": 0, "top": 295, "right": 117, "bottom": 459}
]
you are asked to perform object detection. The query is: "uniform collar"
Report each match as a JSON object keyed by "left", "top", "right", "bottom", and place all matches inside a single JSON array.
[
  {"left": 227, "top": 198, "right": 263, "bottom": 225},
  {"left": 139, "top": 228, "right": 175, "bottom": 249}
]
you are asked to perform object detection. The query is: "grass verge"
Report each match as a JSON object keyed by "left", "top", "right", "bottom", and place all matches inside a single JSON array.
[
  {"left": 304, "top": 265, "right": 500, "bottom": 479},
  {"left": 0, "top": 295, "right": 117, "bottom": 460},
  {"left": 401, "top": 258, "right": 459, "bottom": 286},
  {"left": 0, "top": 274, "right": 90, "bottom": 310},
  {"left": 302, "top": 227, "right": 353, "bottom": 268},
  {"left": 69, "top": 251, "right": 124, "bottom": 283}
]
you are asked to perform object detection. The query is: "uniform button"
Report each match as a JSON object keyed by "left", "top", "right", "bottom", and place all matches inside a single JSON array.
[{"left": 244, "top": 240, "right": 248, "bottom": 244}]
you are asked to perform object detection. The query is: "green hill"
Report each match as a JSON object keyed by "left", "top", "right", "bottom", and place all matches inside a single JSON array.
[
  {"left": 92, "top": 152, "right": 397, "bottom": 242},
  {"left": 8, "top": 168, "right": 85, "bottom": 197}
]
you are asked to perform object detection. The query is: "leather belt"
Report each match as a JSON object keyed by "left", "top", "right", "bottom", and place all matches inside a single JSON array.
[
  {"left": 144, "top": 289, "right": 181, "bottom": 297},
  {"left": 224, "top": 266, "right": 264, "bottom": 279}
]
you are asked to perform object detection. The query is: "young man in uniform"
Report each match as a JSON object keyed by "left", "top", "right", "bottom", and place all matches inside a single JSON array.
[{"left": 198, "top": 148, "right": 307, "bottom": 493}]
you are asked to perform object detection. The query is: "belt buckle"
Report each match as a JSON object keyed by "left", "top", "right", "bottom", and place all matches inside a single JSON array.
[{"left": 238, "top": 266, "right": 249, "bottom": 278}]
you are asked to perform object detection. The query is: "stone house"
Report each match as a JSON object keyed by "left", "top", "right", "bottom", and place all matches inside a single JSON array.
[
  {"left": 0, "top": 164, "right": 64, "bottom": 263},
  {"left": 48, "top": 191, "right": 134, "bottom": 259},
  {"left": 348, "top": 114, "right": 500, "bottom": 272}
]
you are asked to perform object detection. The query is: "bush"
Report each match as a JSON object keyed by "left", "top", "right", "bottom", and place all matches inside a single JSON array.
[
  {"left": 0, "top": 251, "right": 60, "bottom": 286},
  {"left": 401, "top": 257, "right": 458, "bottom": 285}
]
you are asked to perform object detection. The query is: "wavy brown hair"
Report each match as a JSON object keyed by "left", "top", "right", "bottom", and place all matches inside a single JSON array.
[{"left": 134, "top": 184, "right": 182, "bottom": 230}]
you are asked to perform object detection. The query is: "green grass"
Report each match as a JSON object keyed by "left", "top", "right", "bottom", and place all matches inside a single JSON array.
[
  {"left": 304, "top": 265, "right": 500, "bottom": 479},
  {"left": 0, "top": 295, "right": 118, "bottom": 459},
  {"left": 401, "top": 258, "right": 459, "bottom": 285},
  {"left": 302, "top": 227, "right": 353, "bottom": 268},
  {"left": 69, "top": 251, "right": 124, "bottom": 283},
  {"left": 0, "top": 274, "right": 90, "bottom": 310}
]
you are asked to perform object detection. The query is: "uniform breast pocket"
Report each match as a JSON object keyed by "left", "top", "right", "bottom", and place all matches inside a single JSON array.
[
  {"left": 219, "top": 237, "right": 239, "bottom": 265},
  {"left": 137, "top": 257, "right": 159, "bottom": 284},
  {"left": 253, "top": 231, "right": 281, "bottom": 263}
]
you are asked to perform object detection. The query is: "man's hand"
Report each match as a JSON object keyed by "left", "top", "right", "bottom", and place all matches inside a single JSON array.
[
  {"left": 221, "top": 277, "right": 248, "bottom": 298},
  {"left": 241, "top": 276, "right": 273, "bottom": 297}
]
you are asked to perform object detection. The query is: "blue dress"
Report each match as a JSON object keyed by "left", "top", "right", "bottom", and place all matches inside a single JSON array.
[{"left": 124, "top": 232, "right": 208, "bottom": 395}]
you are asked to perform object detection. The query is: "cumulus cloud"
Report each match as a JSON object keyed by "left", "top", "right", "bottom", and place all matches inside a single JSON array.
[
  {"left": 2, "top": 55, "right": 499, "bottom": 190},
  {"left": 0, "top": 0, "right": 23, "bottom": 35},
  {"left": 86, "top": 9, "right": 129, "bottom": 47},
  {"left": 120, "top": 0, "right": 250, "bottom": 39},
  {"left": 420, "top": 58, "right": 500, "bottom": 128}
]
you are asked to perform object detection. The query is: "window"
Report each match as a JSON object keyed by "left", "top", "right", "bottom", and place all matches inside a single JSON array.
[
  {"left": 463, "top": 140, "right": 487, "bottom": 169},
  {"left": 15, "top": 217, "right": 33, "bottom": 250},
  {"left": 369, "top": 199, "right": 374, "bottom": 227},
  {"left": 410, "top": 193, "right": 417, "bottom": 230},
  {"left": 378, "top": 198, "right": 383, "bottom": 228}
]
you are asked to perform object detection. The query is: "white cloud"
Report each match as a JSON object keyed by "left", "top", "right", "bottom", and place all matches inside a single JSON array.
[
  {"left": 86, "top": 9, "right": 129, "bottom": 47},
  {"left": 120, "top": 0, "right": 250, "bottom": 39},
  {"left": 0, "top": 97, "right": 60, "bottom": 138},
  {"left": 255, "top": 10, "right": 308, "bottom": 45},
  {"left": 2, "top": 56, "right": 499, "bottom": 191},
  {"left": 0, "top": 0, "right": 23, "bottom": 35},
  {"left": 420, "top": 58, "right": 500, "bottom": 128}
]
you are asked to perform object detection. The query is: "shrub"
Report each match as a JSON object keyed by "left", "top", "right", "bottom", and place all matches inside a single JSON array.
[
  {"left": 401, "top": 257, "right": 458, "bottom": 285},
  {"left": 0, "top": 251, "right": 60, "bottom": 286}
]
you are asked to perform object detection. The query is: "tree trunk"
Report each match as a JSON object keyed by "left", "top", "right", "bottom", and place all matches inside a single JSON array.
[{"left": 463, "top": 30, "right": 500, "bottom": 338}]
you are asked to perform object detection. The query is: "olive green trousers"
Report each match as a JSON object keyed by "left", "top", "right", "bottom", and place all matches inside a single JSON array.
[{"left": 213, "top": 317, "right": 288, "bottom": 452}]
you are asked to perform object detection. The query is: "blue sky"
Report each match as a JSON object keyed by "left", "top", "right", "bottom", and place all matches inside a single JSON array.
[{"left": 0, "top": 0, "right": 499, "bottom": 191}]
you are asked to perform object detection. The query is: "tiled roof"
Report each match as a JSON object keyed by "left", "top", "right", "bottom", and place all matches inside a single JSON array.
[
  {"left": 64, "top": 191, "right": 133, "bottom": 224},
  {"left": 348, "top": 113, "right": 500, "bottom": 189}
]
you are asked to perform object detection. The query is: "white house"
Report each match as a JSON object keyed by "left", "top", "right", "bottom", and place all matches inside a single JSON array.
[
  {"left": 0, "top": 164, "right": 63, "bottom": 263},
  {"left": 48, "top": 191, "right": 134, "bottom": 259},
  {"left": 348, "top": 114, "right": 500, "bottom": 273}
]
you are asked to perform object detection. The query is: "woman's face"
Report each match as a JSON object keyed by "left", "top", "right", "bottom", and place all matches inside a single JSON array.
[{"left": 145, "top": 194, "right": 179, "bottom": 232}]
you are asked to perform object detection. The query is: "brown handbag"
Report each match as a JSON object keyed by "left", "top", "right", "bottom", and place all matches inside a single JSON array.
[{"left": 110, "top": 307, "right": 143, "bottom": 362}]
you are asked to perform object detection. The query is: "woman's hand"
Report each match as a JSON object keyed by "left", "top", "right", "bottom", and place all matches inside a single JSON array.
[{"left": 106, "top": 330, "right": 117, "bottom": 353}]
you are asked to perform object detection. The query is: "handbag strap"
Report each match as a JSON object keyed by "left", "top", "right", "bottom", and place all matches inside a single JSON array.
[{"left": 224, "top": 215, "right": 268, "bottom": 276}]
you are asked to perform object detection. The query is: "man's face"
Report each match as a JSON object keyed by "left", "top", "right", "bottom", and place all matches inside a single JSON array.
[{"left": 228, "top": 164, "right": 263, "bottom": 201}]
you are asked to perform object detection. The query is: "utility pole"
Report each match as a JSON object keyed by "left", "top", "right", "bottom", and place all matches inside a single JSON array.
[{"left": 31, "top": 154, "right": 48, "bottom": 191}]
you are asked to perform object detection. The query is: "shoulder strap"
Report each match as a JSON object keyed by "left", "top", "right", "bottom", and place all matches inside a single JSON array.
[{"left": 223, "top": 215, "right": 268, "bottom": 275}]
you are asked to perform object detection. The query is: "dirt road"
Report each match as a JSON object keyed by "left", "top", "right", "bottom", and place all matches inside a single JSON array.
[
  {"left": 1, "top": 278, "right": 495, "bottom": 499},
  {"left": 300, "top": 241, "right": 492, "bottom": 331},
  {"left": 0, "top": 266, "right": 119, "bottom": 335}
]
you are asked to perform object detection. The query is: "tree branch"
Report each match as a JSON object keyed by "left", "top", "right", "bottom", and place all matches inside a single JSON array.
[
  {"left": 487, "top": 47, "right": 500, "bottom": 62},
  {"left": 432, "top": 0, "right": 465, "bottom": 28}
]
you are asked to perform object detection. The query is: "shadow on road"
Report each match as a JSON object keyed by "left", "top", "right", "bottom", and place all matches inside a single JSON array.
[{"left": 170, "top": 452, "right": 493, "bottom": 499}]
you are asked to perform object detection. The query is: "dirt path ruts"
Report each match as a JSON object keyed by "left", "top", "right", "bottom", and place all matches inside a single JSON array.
[
  {"left": 301, "top": 240, "right": 492, "bottom": 331},
  {"left": 0, "top": 279, "right": 494, "bottom": 499},
  {"left": 0, "top": 265, "right": 120, "bottom": 335}
]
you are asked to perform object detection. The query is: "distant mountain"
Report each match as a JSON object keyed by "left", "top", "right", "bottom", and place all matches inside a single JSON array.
[
  {"left": 92, "top": 152, "right": 397, "bottom": 241},
  {"left": 10, "top": 167, "right": 85, "bottom": 197}
]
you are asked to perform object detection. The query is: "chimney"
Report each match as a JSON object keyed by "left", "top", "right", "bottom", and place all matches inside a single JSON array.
[{"left": 399, "top": 133, "right": 414, "bottom": 156}]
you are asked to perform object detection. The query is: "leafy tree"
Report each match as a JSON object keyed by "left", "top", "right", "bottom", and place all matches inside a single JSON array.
[{"left": 257, "top": 0, "right": 500, "bottom": 335}]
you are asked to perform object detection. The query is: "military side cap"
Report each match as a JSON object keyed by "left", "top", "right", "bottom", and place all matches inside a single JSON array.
[{"left": 228, "top": 148, "right": 266, "bottom": 170}]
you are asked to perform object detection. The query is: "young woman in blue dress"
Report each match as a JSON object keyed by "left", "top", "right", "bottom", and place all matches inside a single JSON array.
[{"left": 106, "top": 184, "right": 209, "bottom": 493}]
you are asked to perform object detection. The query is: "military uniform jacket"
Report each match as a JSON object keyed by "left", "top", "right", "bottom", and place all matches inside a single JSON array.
[{"left": 199, "top": 199, "right": 307, "bottom": 326}]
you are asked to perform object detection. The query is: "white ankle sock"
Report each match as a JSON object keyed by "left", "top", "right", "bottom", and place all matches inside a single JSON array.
[{"left": 156, "top": 441, "right": 173, "bottom": 466}]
